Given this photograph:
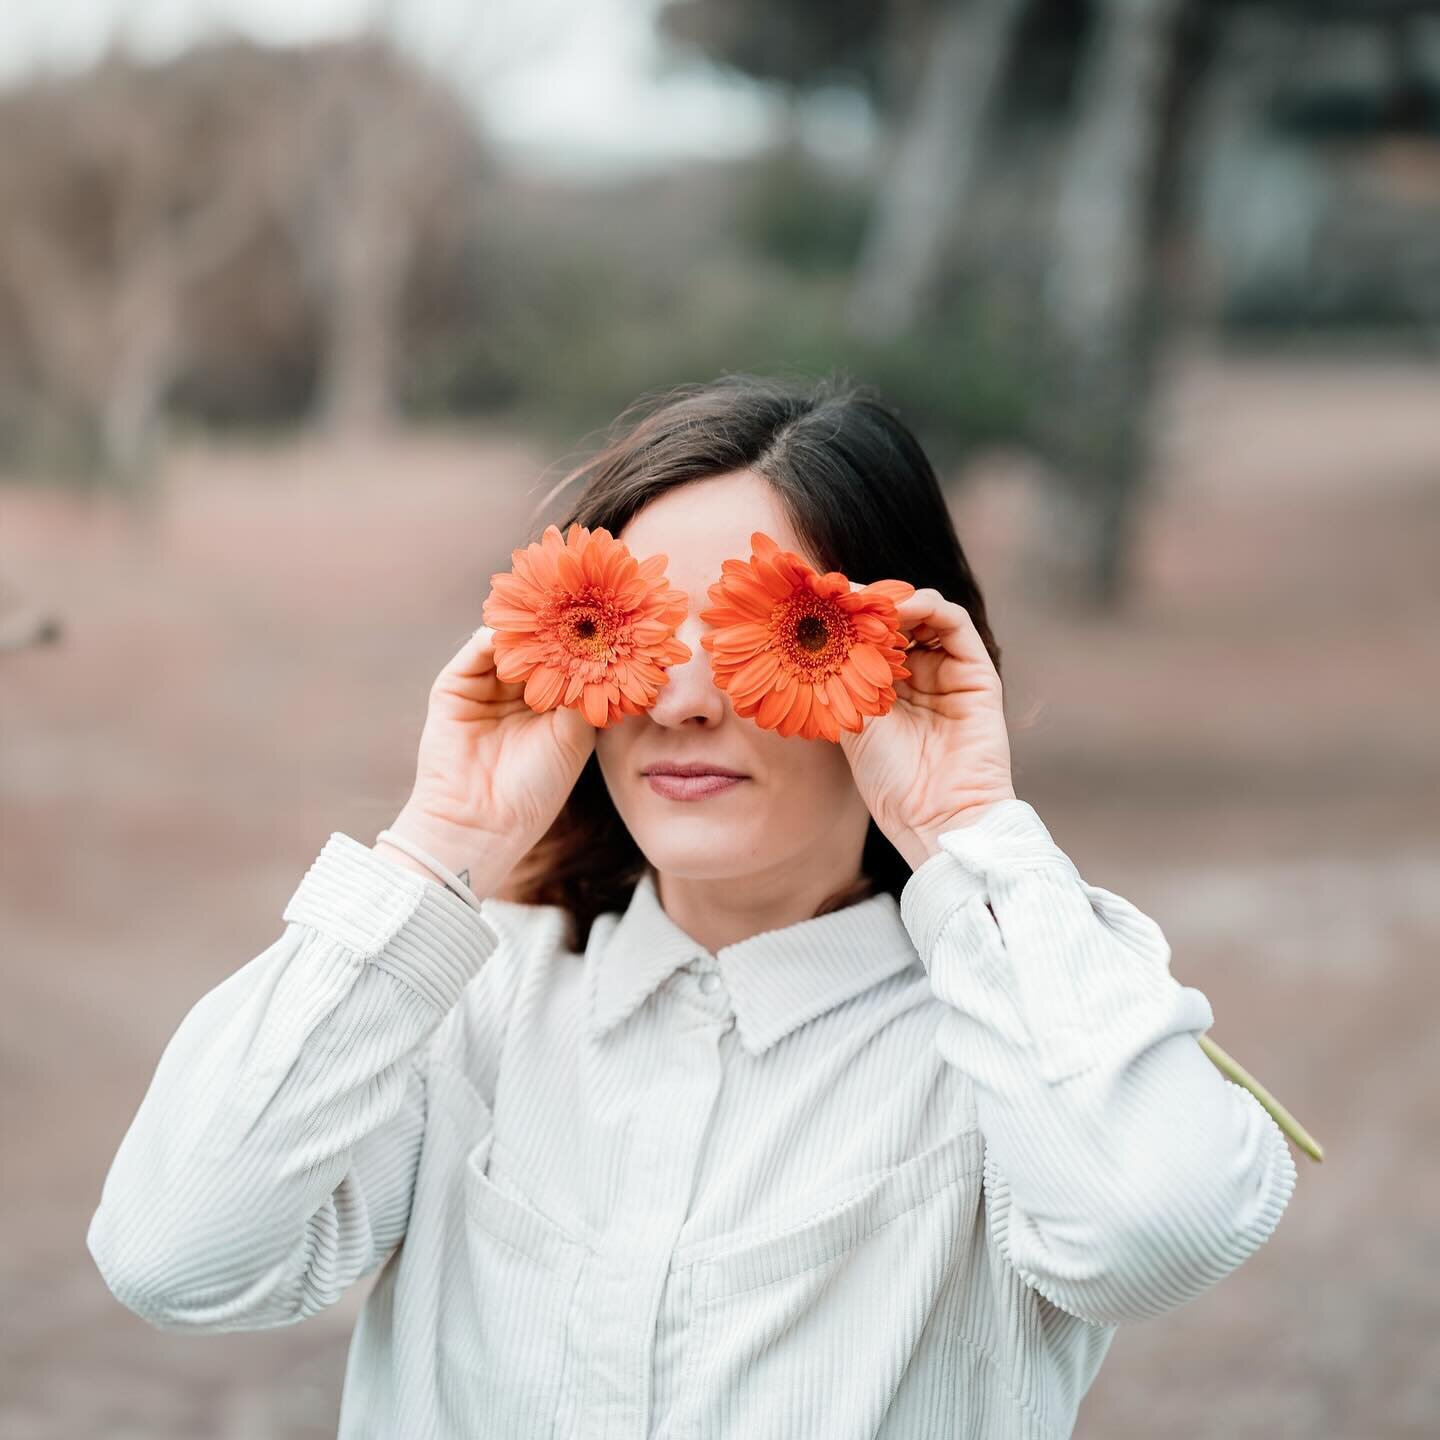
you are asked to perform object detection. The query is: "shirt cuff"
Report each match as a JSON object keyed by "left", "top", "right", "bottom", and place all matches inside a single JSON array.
[
  {"left": 899, "top": 798, "right": 1079, "bottom": 958},
  {"left": 281, "top": 832, "right": 501, "bottom": 1013}
]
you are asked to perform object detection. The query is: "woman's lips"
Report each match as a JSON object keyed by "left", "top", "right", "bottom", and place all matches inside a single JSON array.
[{"left": 645, "top": 773, "right": 749, "bottom": 801}]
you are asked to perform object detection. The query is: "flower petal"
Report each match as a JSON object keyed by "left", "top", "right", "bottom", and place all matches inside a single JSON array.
[
  {"left": 752, "top": 557, "right": 794, "bottom": 601},
  {"left": 814, "top": 699, "right": 840, "bottom": 742},
  {"left": 751, "top": 531, "right": 782, "bottom": 562},
  {"left": 778, "top": 682, "right": 813, "bottom": 738},
  {"left": 729, "top": 649, "right": 782, "bottom": 701},
  {"left": 582, "top": 683, "right": 610, "bottom": 727},
  {"left": 709, "top": 621, "right": 772, "bottom": 655},
  {"left": 863, "top": 579, "right": 916, "bottom": 603},
  {"left": 524, "top": 665, "right": 565, "bottom": 711},
  {"left": 555, "top": 547, "right": 588, "bottom": 593},
  {"left": 825, "top": 672, "right": 861, "bottom": 730},
  {"left": 715, "top": 573, "right": 777, "bottom": 615},
  {"left": 838, "top": 655, "right": 880, "bottom": 706},
  {"left": 756, "top": 684, "right": 793, "bottom": 731},
  {"left": 847, "top": 643, "right": 893, "bottom": 688}
]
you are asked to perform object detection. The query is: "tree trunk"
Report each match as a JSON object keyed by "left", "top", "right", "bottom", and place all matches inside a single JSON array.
[
  {"left": 316, "top": 108, "right": 412, "bottom": 435},
  {"left": 1048, "top": 0, "right": 1184, "bottom": 355},
  {"left": 845, "top": 0, "right": 1029, "bottom": 342},
  {"left": 102, "top": 258, "right": 180, "bottom": 481},
  {"left": 1040, "top": 0, "right": 1188, "bottom": 608}
]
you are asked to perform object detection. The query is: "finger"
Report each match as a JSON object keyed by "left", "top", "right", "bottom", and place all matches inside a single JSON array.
[
  {"left": 848, "top": 579, "right": 948, "bottom": 653},
  {"left": 432, "top": 626, "right": 531, "bottom": 708},
  {"left": 442, "top": 624, "right": 500, "bottom": 679},
  {"left": 891, "top": 589, "right": 991, "bottom": 668}
]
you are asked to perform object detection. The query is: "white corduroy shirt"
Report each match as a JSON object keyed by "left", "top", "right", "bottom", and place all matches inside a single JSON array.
[{"left": 88, "top": 798, "right": 1297, "bottom": 1439}]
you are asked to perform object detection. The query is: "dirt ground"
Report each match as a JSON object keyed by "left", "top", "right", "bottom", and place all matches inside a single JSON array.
[{"left": 2, "top": 348, "right": 1437, "bottom": 1438}]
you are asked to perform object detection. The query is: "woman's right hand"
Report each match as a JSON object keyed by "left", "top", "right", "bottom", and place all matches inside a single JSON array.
[{"left": 381, "top": 624, "right": 597, "bottom": 892}]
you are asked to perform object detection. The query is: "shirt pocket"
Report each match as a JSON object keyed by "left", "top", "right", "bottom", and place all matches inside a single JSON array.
[
  {"left": 430, "top": 1061, "right": 591, "bottom": 1439},
  {"left": 670, "top": 1122, "right": 986, "bottom": 1439}
]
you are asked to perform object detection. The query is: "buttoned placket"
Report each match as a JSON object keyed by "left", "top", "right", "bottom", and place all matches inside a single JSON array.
[{"left": 577, "top": 952, "right": 737, "bottom": 1440}]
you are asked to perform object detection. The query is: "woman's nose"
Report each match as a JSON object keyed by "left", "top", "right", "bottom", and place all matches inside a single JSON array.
[{"left": 648, "top": 613, "right": 725, "bottom": 726}]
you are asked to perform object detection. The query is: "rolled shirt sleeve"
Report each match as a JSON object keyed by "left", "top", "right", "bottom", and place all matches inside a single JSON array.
[
  {"left": 86, "top": 832, "right": 502, "bottom": 1332},
  {"left": 899, "top": 798, "right": 1297, "bottom": 1326}
]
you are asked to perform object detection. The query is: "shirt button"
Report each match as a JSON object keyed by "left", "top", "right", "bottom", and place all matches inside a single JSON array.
[{"left": 699, "top": 971, "right": 721, "bottom": 995}]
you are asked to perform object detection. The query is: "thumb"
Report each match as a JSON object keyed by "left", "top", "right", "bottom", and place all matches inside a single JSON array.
[{"left": 552, "top": 700, "right": 600, "bottom": 754}]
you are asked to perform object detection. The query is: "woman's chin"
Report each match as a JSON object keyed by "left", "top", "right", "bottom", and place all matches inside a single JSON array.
[{"left": 637, "top": 829, "right": 762, "bottom": 877}]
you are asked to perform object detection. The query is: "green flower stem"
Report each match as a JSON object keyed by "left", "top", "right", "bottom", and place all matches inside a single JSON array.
[{"left": 1198, "top": 1032, "right": 1324, "bottom": 1163}]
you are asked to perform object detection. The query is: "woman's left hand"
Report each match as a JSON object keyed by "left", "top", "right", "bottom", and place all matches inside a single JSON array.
[{"left": 838, "top": 583, "right": 1017, "bottom": 872}]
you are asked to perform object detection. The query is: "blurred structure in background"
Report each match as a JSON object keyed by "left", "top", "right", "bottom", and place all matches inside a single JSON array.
[
  {"left": 1, "top": 0, "right": 1436, "bottom": 602},
  {"left": 0, "top": 37, "right": 485, "bottom": 477}
]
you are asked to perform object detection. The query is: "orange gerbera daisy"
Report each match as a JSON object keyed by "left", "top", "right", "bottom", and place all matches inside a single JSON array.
[
  {"left": 482, "top": 522, "right": 691, "bottom": 728},
  {"left": 698, "top": 530, "right": 915, "bottom": 741}
]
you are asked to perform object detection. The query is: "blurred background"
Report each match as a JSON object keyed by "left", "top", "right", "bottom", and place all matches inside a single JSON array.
[{"left": 1, "top": 0, "right": 1437, "bottom": 1435}]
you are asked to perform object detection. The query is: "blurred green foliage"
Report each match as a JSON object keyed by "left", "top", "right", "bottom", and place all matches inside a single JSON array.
[
  {"left": 730, "top": 144, "right": 871, "bottom": 274},
  {"left": 404, "top": 147, "right": 1036, "bottom": 476}
]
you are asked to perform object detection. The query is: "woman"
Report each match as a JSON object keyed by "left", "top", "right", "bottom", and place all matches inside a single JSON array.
[{"left": 88, "top": 374, "right": 1297, "bottom": 1438}]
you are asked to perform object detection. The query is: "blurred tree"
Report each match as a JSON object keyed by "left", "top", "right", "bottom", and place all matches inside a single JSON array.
[
  {"left": 1036, "top": 0, "right": 1193, "bottom": 608},
  {"left": 661, "top": 0, "right": 1029, "bottom": 340},
  {"left": 662, "top": 0, "right": 1206, "bottom": 608},
  {"left": 732, "top": 145, "right": 872, "bottom": 273},
  {"left": 660, "top": 0, "right": 896, "bottom": 98},
  {"left": 301, "top": 41, "right": 478, "bottom": 434},
  {"left": 0, "top": 50, "right": 297, "bottom": 478},
  {"left": 0, "top": 37, "right": 483, "bottom": 477},
  {"left": 846, "top": 0, "right": 1028, "bottom": 340}
]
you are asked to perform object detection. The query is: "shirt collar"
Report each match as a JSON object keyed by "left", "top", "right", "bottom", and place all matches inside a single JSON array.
[{"left": 588, "top": 867, "right": 921, "bottom": 1057}]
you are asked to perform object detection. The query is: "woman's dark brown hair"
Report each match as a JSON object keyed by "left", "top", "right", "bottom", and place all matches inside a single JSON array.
[{"left": 500, "top": 371, "right": 1003, "bottom": 952}]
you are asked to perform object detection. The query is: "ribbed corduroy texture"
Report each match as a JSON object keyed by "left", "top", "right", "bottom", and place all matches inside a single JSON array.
[{"left": 88, "top": 799, "right": 1297, "bottom": 1438}]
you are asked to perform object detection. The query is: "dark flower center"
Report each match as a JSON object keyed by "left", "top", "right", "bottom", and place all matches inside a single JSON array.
[
  {"left": 795, "top": 614, "right": 828, "bottom": 652},
  {"left": 554, "top": 595, "right": 619, "bottom": 663}
]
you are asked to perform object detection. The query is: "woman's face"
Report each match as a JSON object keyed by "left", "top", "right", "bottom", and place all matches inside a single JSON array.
[{"left": 594, "top": 469, "right": 873, "bottom": 890}]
